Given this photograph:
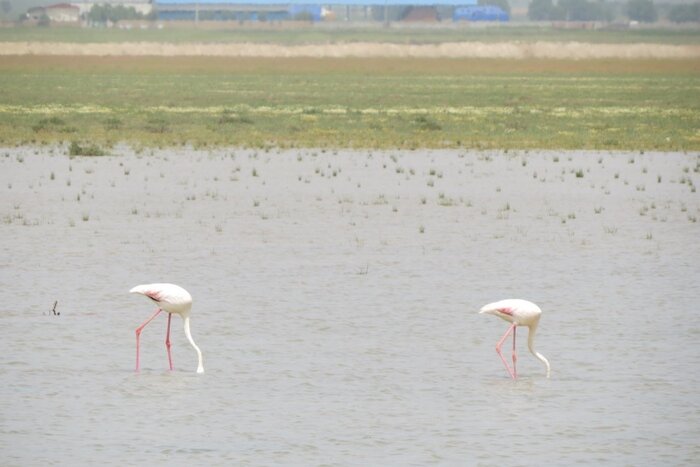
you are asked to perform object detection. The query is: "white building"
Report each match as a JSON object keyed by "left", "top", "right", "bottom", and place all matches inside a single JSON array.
[
  {"left": 27, "top": 3, "right": 81, "bottom": 22},
  {"left": 70, "top": 0, "right": 153, "bottom": 16}
]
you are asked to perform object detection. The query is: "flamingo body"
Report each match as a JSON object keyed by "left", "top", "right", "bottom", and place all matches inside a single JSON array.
[
  {"left": 130, "top": 283, "right": 192, "bottom": 314},
  {"left": 130, "top": 283, "right": 204, "bottom": 374},
  {"left": 479, "top": 299, "right": 550, "bottom": 379},
  {"left": 479, "top": 298, "right": 542, "bottom": 326}
]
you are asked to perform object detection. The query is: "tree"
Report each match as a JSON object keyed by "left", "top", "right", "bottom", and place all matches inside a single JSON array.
[
  {"left": 626, "top": 0, "right": 657, "bottom": 22},
  {"left": 556, "top": 0, "right": 613, "bottom": 20},
  {"left": 528, "top": 0, "right": 554, "bottom": 20},
  {"left": 668, "top": 3, "right": 700, "bottom": 22},
  {"left": 293, "top": 11, "right": 313, "bottom": 21},
  {"left": 37, "top": 12, "right": 50, "bottom": 26},
  {"left": 559, "top": 0, "right": 591, "bottom": 20},
  {"left": 529, "top": 0, "right": 615, "bottom": 21},
  {"left": 87, "top": 4, "right": 145, "bottom": 24},
  {"left": 1, "top": 0, "right": 11, "bottom": 15}
]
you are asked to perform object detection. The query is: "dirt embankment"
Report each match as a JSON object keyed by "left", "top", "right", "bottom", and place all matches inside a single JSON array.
[{"left": 1, "top": 41, "right": 699, "bottom": 59}]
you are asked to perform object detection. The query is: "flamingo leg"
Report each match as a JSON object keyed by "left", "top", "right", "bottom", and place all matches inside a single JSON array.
[
  {"left": 135, "top": 307, "right": 162, "bottom": 372},
  {"left": 165, "top": 313, "right": 173, "bottom": 371},
  {"left": 495, "top": 323, "right": 517, "bottom": 379},
  {"left": 512, "top": 326, "right": 517, "bottom": 379}
]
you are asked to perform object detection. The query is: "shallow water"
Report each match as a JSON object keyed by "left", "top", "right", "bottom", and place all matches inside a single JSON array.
[{"left": 1, "top": 147, "right": 698, "bottom": 465}]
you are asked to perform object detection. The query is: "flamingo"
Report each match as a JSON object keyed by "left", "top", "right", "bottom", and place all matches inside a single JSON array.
[
  {"left": 130, "top": 283, "right": 204, "bottom": 374},
  {"left": 479, "top": 299, "right": 550, "bottom": 379}
]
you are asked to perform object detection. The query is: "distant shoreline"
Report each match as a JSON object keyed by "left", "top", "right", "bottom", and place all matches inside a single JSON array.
[{"left": 1, "top": 41, "right": 700, "bottom": 59}]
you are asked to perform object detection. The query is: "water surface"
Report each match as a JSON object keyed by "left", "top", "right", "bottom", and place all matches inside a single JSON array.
[{"left": 1, "top": 147, "right": 698, "bottom": 465}]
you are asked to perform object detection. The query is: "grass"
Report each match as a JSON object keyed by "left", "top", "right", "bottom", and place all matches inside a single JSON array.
[
  {"left": 68, "top": 141, "right": 108, "bottom": 156},
  {"left": 1, "top": 25, "right": 699, "bottom": 45},
  {"left": 0, "top": 56, "right": 699, "bottom": 150}
]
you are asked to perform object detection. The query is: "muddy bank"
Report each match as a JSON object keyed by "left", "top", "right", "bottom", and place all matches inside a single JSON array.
[{"left": 1, "top": 41, "right": 699, "bottom": 59}]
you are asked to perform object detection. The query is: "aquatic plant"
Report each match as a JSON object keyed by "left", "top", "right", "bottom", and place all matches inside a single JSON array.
[{"left": 69, "top": 141, "right": 107, "bottom": 157}]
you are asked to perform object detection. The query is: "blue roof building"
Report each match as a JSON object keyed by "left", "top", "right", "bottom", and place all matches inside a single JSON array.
[
  {"left": 453, "top": 5, "right": 508, "bottom": 21},
  {"left": 157, "top": 0, "right": 477, "bottom": 5},
  {"left": 155, "top": 0, "right": 481, "bottom": 22}
]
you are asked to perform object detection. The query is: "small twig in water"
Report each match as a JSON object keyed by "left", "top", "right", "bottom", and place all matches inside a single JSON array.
[{"left": 51, "top": 300, "right": 60, "bottom": 316}]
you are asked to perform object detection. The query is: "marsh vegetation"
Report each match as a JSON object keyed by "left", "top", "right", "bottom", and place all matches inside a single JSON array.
[{"left": 1, "top": 56, "right": 698, "bottom": 151}]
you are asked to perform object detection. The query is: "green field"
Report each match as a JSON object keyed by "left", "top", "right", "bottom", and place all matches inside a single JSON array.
[
  {"left": 1, "top": 24, "right": 700, "bottom": 45},
  {"left": 1, "top": 56, "right": 698, "bottom": 150}
]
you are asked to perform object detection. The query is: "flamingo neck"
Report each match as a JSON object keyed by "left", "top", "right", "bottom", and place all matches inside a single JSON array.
[
  {"left": 528, "top": 322, "right": 551, "bottom": 378},
  {"left": 183, "top": 315, "right": 204, "bottom": 374}
]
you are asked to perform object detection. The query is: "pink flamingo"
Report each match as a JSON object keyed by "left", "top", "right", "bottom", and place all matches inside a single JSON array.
[
  {"left": 479, "top": 299, "right": 550, "bottom": 379},
  {"left": 130, "top": 283, "right": 204, "bottom": 374}
]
